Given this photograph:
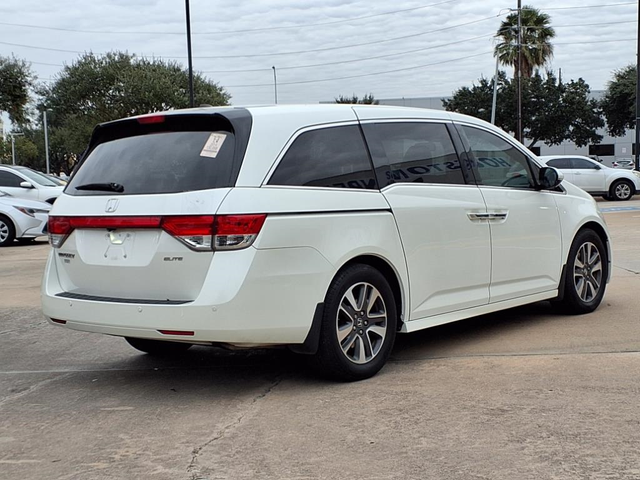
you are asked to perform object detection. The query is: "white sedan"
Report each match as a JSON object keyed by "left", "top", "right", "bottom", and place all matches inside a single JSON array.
[
  {"left": 538, "top": 155, "right": 640, "bottom": 201},
  {"left": 0, "top": 191, "right": 50, "bottom": 247}
]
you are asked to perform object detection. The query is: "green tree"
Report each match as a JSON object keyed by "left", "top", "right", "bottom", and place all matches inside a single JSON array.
[
  {"left": 0, "top": 136, "right": 39, "bottom": 166},
  {"left": 600, "top": 65, "right": 636, "bottom": 137},
  {"left": 495, "top": 6, "right": 555, "bottom": 78},
  {"left": 0, "top": 56, "right": 35, "bottom": 124},
  {"left": 443, "top": 72, "right": 603, "bottom": 148},
  {"left": 38, "top": 51, "right": 231, "bottom": 167},
  {"left": 335, "top": 93, "right": 379, "bottom": 104}
]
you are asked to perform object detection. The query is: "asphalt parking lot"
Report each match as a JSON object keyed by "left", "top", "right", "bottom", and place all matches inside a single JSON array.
[{"left": 1, "top": 199, "right": 639, "bottom": 480}]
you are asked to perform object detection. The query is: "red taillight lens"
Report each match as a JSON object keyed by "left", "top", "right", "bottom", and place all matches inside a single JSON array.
[
  {"left": 213, "top": 215, "right": 267, "bottom": 235},
  {"left": 49, "top": 216, "right": 73, "bottom": 235},
  {"left": 212, "top": 214, "right": 267, "bottom": 250},
  {"left": 48, "top": 214, "right": 266, "bottom": 251},
  {"left": 161, "top": 216, "right": 215, "bottom": 236}
]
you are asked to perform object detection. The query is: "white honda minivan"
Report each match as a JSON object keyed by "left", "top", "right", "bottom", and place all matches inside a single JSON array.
[{"left": 42, "top": 105, "right": 611, "bottom": 380}]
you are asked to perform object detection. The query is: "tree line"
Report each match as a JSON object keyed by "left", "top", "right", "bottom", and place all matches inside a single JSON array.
[{"left": 1, "top": 4, "right": 638, "bottom": 171}]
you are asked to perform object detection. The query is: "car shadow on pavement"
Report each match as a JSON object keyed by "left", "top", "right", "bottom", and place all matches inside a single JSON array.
[{"left": 66, "top": 300, "right": 560, "bottom": 396}]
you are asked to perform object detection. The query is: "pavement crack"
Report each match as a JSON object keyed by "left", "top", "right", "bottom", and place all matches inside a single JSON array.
[
  {"left": 613, "top": 264, "right": 640, "bottom": 275},
  {"left": 186, "top": 375, "right": 283, "bottom": 479}
]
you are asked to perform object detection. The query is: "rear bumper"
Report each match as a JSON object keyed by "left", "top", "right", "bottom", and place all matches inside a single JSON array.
[{"left": 41, "top": 246, "right": 334, "bottom": 346}]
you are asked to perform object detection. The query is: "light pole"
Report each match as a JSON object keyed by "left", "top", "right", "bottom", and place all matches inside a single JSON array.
[
  {"left": 43, "top": 109, "right": 51, "bottom": 174},
  {"left": 272, "top": 66, "right": 278, "bottom": 104},
  {"left": 491, "top": 55, "right": 499, "bottom": 125},
  {"left": 9, "top": 132, "right": 24, "bottom": 166},
  {"left": 516, "top": 0, "right": 523, "bottom": 143},
  {"left": 635, "top": 0, "right": 640, "bottom": 170},
  {"left": 185, "top": 0, "right": 195, "bottom": 108}
]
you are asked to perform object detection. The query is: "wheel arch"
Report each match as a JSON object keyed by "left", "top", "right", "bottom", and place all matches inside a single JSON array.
[
  {"left": 337, "top": 254, "right": 406, "bottom": 331},
  {"left": 0, "top": 213, "right": 17, "bottom": 242},
  {"left": 568, "top": 220, "right": 612, "bottom": 284}
]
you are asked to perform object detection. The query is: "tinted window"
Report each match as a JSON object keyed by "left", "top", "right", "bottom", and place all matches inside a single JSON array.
[
  {"left": 0, "top": 171, "right": 23, "bottom": 188},
  {"left": 268, "top": 126, "right": 376, "bottom": 190},
  {"left": 529, "top": 146, "right": 541, "bottom": 156},
  {"left": 589, "top": 144, "right": 614, "bottom": 156},
  {"left": 363, "top": 122, "right": 465, "bottom": 185},
  {"left": 461, "top": 126, "right": 534, "bottom": 189},
  {"left": 68, "top": 130, "right": 236, "bottom": 195},
  {"left": 571, "top": 158, "right": 599, "bottom": 170},
  {"left": 547, "top": 158, "right": 572, "bottom": 169}
]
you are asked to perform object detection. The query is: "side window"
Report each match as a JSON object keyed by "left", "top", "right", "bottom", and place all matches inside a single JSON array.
[
  {"left": 0, "top": 171, "right": 23, "bottom": 187},
  {"left": 460, "top": 126, "right": 534, "bottom": 189},
  {"left": 547, "top": 158, "right": 572, "bottom": 169},
  {"left": 268, "top": 125, "right": 376, "bottom": 190},
  {"left": 571, "top": 158, "right": 599, "bottom": 170},
  {"left": 362, "top": 122, "right": 465, "bottom": 185}
]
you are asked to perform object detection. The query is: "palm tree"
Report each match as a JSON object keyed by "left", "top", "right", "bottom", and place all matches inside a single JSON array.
[{"left": 495, "top": 6, "right": 555, "bottom": 78}]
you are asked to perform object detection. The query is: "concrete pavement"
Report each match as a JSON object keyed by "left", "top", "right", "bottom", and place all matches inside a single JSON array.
[{"left": 0, "top": 200, "right": 639, "bottom": 479}]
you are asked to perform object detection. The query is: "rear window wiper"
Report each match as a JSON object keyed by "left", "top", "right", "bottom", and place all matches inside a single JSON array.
[{"left": 74, "top": 182, "right": 125, "bottom": 193}]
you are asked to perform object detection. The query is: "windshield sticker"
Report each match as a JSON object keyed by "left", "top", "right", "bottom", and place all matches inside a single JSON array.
[{"left": 200, "top": 133, "right": 227, "bottom": 158}]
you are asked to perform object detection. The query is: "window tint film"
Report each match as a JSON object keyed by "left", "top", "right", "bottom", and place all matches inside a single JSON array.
[
  {"left": 268, "top": 125, "right": 376, "bottom": 190},
  {"left": 571, "top": 158, "right": 598, "bottom": 170},
  {"left": 363, "top": 122, "right": 464, "bottom": 185},
  {"left": 461, "top": 126, "right": 534, "bottom": 189},
  {"left": 67, "top": 130, "right": 236, "bottom": 196},
  {"left": 0, "top": 171, "right": 23, "bottom": 188},
  {"left": 547, "top": 158, "right": 572, "bottom": 169}
]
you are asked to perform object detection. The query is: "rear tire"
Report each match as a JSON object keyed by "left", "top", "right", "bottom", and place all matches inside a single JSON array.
[
  {"left": 0, "top": 215, "right": 16, "bottom": 247},
  {"left": 310, "top": 264, "right": 397, "bottom": 381},
  {"left": 125, "top": 337, "right": 192, "bottom": 356},
  {"left": 557, "top": 229, "right": 608, "bottom": 314},
  {"left": 609, "top": 179, "right": 634, "bottom": 201}
]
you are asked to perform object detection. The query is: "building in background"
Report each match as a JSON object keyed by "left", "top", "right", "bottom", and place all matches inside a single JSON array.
[{"left": 378, "top": 91, "right": 635, "bottom": 167}]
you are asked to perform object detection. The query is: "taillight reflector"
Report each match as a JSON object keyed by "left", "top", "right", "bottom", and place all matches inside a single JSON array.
[
  {"left": 158, "top": 330, "right": 194, "bottom": 336},
  {"left": 161, "top": 216, "right": 215, "bottom": 237}
]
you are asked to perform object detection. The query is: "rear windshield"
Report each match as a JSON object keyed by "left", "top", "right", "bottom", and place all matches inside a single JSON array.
[{"left": 66, "top": 113, "right": 249, "bottom": 196}]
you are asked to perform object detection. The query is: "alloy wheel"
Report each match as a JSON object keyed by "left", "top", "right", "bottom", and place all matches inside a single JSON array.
[
  {"left": 615, "top": 183, "right": 631, "bottom": 200},
  {"left": 336, "top": 282, "right": 387, "bottom": 365},
  {"left": 0, "top": 220, "right": 9, "bottom": 243},
  {"left": 573, "top": 242, "right": 603, "bottom": 303}
]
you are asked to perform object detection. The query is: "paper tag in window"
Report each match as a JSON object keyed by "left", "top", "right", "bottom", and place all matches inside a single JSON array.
[{"left": 200, "top": 133, "right": 227, "bottom": 158}]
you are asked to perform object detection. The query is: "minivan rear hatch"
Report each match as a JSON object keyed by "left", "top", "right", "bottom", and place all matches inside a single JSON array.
[{"left": 50, "top": 109, "right": 252, "bottom": 302}]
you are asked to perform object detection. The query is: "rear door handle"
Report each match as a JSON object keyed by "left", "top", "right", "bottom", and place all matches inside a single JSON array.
[{"left": 467, "top": 212, "right": 508, "bottom": 222}]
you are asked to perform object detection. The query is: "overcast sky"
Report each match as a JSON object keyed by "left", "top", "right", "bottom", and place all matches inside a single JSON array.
[{"left": 0, "top": 0, "right": 637, "bottom": 110}]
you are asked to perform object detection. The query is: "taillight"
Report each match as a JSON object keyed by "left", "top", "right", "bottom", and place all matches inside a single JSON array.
[
  {"left": 212, "top": 214, "right": 267, "bottom": 250},
  {"left": 48, "top": 214, "right": 267, "bottom": 251},
  {"left": 161, "top": 216, "right": 215, "bottom": 251}
]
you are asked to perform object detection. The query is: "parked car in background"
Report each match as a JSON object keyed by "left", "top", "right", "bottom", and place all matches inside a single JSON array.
[
  {"left": 0, "top": 166, "right": 64, "bottom": 204},
  {"left": 538, "top": 155, "right": 640, "bottom": 201},
  {"left": 42, "top": 105, "right": 611, "bottom": 380},
  {"left": 612, "top": 159, "right": 635, "bottom": 170},
  {"left": 0, "top": 190, "right": 50, "bottom": 246}
]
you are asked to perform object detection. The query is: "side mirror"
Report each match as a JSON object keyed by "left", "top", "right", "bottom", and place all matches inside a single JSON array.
[
  {"left": 538, "top": 167, "right": 563, "bottom": 190},
  {"left": 19, "top": 181, "right": 34, "bottom": 189}
]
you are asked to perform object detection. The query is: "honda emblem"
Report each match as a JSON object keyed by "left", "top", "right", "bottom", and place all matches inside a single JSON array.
[{"left": 105, "top": 199, "right": 119, "bottom": 213}]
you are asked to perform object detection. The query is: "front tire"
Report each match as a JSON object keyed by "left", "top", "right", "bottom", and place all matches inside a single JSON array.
[
  {"left": 0, "top": 215, "right": 16, "bottom": 247},
  {"left": 125, "top": 337, "right": 192, "bottom": 356},
  {"left": 558, "top": 229, "right": 608, "bottom": 314},
  {"left": 609, "top": 179, "right": 634, "bottom": 201},
  {"left": 311, "top": 264, "right": 397, "bottom": 381}
]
